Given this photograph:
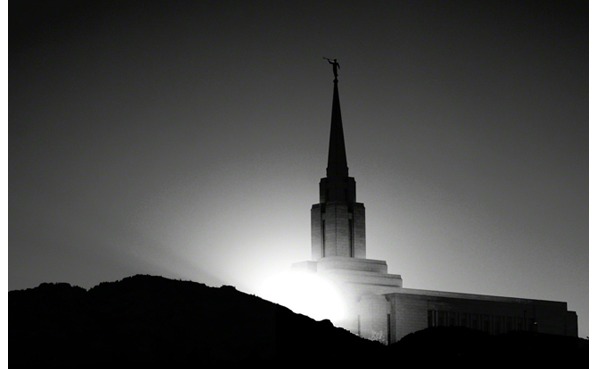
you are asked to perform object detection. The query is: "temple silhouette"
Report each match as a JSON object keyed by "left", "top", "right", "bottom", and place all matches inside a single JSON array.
[{"left": 292, "top": 66, "right": 578, "bottom": 344}]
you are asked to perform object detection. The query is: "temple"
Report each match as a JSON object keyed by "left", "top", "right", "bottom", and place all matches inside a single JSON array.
[{"left": 292, "top": 71, "right": 578, "bottom": 344}]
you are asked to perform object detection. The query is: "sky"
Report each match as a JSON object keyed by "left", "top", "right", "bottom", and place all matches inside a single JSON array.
[{"left": 10, "top": 0, "right": 588, "bottom": 337}]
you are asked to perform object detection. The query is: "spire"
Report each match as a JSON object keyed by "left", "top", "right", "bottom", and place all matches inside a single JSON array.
[{"left": 326, "top": 79, "right": 349, "bottom": 178}]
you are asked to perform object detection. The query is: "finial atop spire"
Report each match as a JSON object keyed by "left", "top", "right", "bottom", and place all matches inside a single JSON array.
[{"left": 323, "top": 57, "right": 340, "bottom": 81}]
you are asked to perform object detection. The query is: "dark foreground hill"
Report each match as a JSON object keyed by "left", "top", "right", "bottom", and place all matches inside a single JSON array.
[
  {"left": 390, "top": 324, "right": 588, "bottom": 368},
  {"left": 10, "top": 275, "right": 384, "bottom": 367},
  {"left": 10, "top": 275, "right": 588, "bottom": 368}
]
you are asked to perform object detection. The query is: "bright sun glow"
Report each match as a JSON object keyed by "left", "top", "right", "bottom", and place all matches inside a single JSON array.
[{"left": 259, "top": 271, "right": 346, "bottom": 322}]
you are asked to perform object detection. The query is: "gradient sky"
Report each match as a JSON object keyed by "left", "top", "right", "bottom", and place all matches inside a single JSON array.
[{"left": 10, "top": 0, "right": 588, "bottom": 336}]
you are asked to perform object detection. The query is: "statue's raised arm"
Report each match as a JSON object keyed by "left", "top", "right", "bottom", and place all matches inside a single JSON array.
[{"left": 323, "top": 57, "right": 340, "bottom": 80}]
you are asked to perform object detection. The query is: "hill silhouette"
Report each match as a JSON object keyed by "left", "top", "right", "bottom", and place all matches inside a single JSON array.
[
  {"left": 390, "top": 325, "right": 588, "bottom": 368},
  {"left": 10, "top": 275, "right": 587, "bottom": 368},
  {"left": 10, "top": 275, "right": 384, "bottom": 367}
]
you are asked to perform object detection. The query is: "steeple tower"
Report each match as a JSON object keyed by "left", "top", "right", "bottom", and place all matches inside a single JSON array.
[
  {"left": 310, "top": 74, "right": 366, "bottom": 260},
  {"left": 326, "top": 80, "right": 348, "bottom": 179}
]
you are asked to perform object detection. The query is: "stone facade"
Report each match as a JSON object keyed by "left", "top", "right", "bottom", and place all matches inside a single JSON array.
[
  {"left": 311, "top": 201, "right": 366, "bottom": 260},
  {"left": 386, "top": 289, "right": 578, "bottom": 343}
]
